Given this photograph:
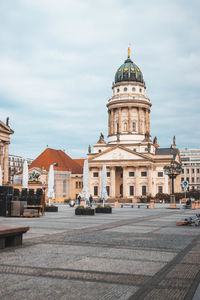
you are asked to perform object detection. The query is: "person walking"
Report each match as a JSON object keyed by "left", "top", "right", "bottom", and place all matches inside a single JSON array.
[
  {"left": 77, "top": 194, "right": 81, "bottom": 205},
  {"left": 89, "top": 195, "right": 93, "bottom": 206}
]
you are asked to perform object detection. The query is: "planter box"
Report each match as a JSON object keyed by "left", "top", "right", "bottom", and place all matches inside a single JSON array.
[
  {"left": 75, "top": 208, "right": 95, "bottom": 216},
  {"left": 95, "top": 207, "right": 112, "bottom": 214},
  {"left": 45, "top": 206, "right": 58, "bottom": 212}
]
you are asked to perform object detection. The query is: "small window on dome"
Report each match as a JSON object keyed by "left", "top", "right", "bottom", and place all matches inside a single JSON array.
[
  {"left": 117, "top": 88, "right": 120, "bottom": 93},
  {"left": 132, "top": 87, "right": 135, "bottom": 92},
  {"left": 139, "top": 88, "right": 142, "bottom": 93},
  {"left": 124, "top": 87, "right": 127, "bottom": 92},
  {"left": 124, "top": 68, "right": 128, "bottom": 71},
  {"left": 118, "top": 68, "right": 122, "bottom": 72},
  {"left": 131, "top": 67, "right": 135, "bottom": 71}
]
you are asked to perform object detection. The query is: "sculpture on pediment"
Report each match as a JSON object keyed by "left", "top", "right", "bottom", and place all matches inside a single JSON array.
[
  {"left": 88, "top": 144, "right": 91, "bottom": 153},
  {"left": 97, "top": 132, "right": 106, "bottom": 144},
  {"left": 173, "top": 136, "right": 176, "bottom": 148}
]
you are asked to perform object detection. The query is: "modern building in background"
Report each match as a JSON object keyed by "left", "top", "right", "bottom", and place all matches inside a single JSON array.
[
  {"left": 180, "top": 149, "right": 200, "bottom": 190},
  {"left": 0, "top": 118, "right": 14, "bottom": 184},
  {"left": 88, "top": 48, "right": 182, "bottom": 200},
  {"left": 9, "top": 154, "right": 33, "bottom": 183}
]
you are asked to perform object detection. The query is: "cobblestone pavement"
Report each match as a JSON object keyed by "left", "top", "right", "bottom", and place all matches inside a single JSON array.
[{"left": 0, "top": 205, "right": 200, "bottom": 299}]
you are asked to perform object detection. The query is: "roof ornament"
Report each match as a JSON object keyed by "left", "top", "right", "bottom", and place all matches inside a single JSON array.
[
  {"left": 97, "top": 133, "right": 106, "bottom": 144},
  {"left": 173, "top": 136, "right": 176, "bottom": 149},
  {"left": 88, "top": 145, "right": 91, "bottom": 154},
  {"left": 6, "top": 117, "right": 9, "bottom": 127},
  {"left": 128, "top": 44, "right": 131, "bottom": 58}
]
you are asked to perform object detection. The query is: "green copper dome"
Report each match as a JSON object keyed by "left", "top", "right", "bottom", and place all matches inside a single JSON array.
[{"left": 115, "top": 56, "right": 144, "bottom": 84}]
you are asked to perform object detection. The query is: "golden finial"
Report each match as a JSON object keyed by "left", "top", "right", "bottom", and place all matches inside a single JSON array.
[{"left": 128, "top": 45, "right": 131, "bottom": 58}]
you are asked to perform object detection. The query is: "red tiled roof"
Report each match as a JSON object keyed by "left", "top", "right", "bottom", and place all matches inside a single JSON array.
[
  {"left": 29, "top": 148, "right": 83, "bottom": 174},
  {"left": 73, "top": 158, "right": 85, "bottom": 168}
]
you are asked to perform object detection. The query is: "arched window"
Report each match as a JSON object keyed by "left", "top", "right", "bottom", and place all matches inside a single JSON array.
[
  {"left": 117, "top": 88, "right": 120, "bottom": 93},
  {"left": 124, "top": 122, "right": 127, "bottom": 131},
  {"left": 124, "top": 87, "right": 127, "bottom": 92},
  {"left": 132, "top": 122, "right": 136, "bottom": 132},
  {"left": 132, "top": 87, "right": 135, "bottom": 92}
]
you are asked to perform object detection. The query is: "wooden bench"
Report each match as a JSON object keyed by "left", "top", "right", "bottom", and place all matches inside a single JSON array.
[{"left": 0, "top": 226, "right": 29, "bottom": 249}]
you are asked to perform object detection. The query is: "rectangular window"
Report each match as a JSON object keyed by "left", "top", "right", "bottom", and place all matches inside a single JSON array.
[
  {"left": 75, "top": 182, "right": 78, "bottom": 189},
  {"left": 107, "top": 172, "right": 110, "bottom": 177},
  {"left": 78, "top": 182, "right": 82, "bottom": 188},
  {"left": 197, "top": 177, "right": 200, "bottom": 182},
  {"left": 182, "top": 169, "right": 184, "bottom": 174},
  {"left": 141, "top": 172, "right": 147, "bottom": 177},
  {"left": 186, "top": 177, "right": 189, "bottom": 182},
  {"left": 132, "top": 122, "right": 136, "bottom": 131},
  {"left": 130, "top": 186, "right": 134, "bottom": 196},
  {"left": 93, "top": 172, "right": 99, "bottom": 177},
  {"left": 106, "top": 186, "right": 110, "bottom": 196},
  {"left": 181, "top": 177, "right": 184, "bottom": 182},
  {"left": 142, "top": 186, "right": 147, "bottom": 195},
  {"left": 158, "top": 186, "right": 163, "bottom": 193},
  {"left": 187, "top": 169, "right": 189, "bottom": 174},
  {"left": 129, "top": 172, "right": 135, "bottom": 177},
  {"left": 94, "top": 186, "right": 98, "bottom": 196},
  {"left": 197, "top": 169, "right": 200, "bottom": 174},
  {"left": 192, "top": 177, "right": 194, "bottom": 183},
  {"left": 192, "top": 169, "right": 195, "bottom": 173},
  {"left": 158, "top": 172, "right": 163, "bottom": 177}
]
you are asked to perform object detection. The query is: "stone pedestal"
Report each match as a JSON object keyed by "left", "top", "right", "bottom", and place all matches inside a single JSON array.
[
  {"left": 191, "top": 202, "right": 196, "bottom": 210},
  {"left": 115, "top": 201, "right": 119, "bottom": 208},
  {"left": 150, "top": 200, "right": 155, "bottom": 209}
]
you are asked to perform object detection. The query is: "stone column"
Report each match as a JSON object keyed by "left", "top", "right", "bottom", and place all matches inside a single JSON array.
[
  {"left": 148, "top": 110, "right": 150, "bottom": 135},
  {"left": 135, "top": 167, "right": 140, "bottom": 197},
  {"left": 145, "top": 109, "right": 148, "bottom": 133},
  {"left": 128, "top": 107, "right": 132, "bottom": 133},
  {"left": 111, "top": 109, "right": 114, "bottom": 135},
  {"left": 108, "top": 110, "right": 111, "bottom": 135},
  {"left": 118, "top": 108, "right": 122, "bottom": 134},
  {"left": 138, "top": 108, "right": 141, "bottom": 134},
  {"left": 0, "top": 142, "right": 4, "bottom": 169},
  {"left": 3, "top": 142, "right": 9, "bottom": 184},
  {"left": 123, "top": 167, "right": 128, "bottom": 198},
  {"left": 110, "top": 167, "right": 116, "bottom": 198},
  {"left": 147, "top": 166, "right": 152, "bottom": 197}
]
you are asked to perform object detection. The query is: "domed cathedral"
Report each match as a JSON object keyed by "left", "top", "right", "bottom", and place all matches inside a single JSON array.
[{"left": 87, "top": 48, "right": 181, "bottom": 200}]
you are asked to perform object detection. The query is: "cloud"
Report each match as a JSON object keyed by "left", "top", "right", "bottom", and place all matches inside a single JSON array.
[{"left": 0, "top": 0, "right": 200, "bottom": 159}]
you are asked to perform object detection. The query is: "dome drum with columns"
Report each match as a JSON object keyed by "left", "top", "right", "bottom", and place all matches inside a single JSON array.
[
  {"left": 107, "top": 48, "right": 151, "bottom": 147},
  {"left": 87, "top": 48, "right": 182, "bottom": 200}
]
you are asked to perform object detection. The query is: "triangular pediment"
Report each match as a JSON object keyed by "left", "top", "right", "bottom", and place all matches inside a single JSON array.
[
  {"left": 0, "top": 121, "right": 14, "bottom": 134},
  {"left": 91, "top": 146, "right": 151, "bottom": 162}
]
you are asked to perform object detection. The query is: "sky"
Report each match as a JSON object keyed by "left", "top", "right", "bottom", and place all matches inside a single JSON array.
[{"left": 0, "top": 0, "right": 200, "bottom": 159}]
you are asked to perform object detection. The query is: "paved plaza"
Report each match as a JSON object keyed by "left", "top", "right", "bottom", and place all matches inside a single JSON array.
[{"left": 0, "top": 205, "right": 200, "bottom": 299}]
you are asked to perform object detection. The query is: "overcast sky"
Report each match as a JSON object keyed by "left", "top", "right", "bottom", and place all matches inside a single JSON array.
[{"left": 0, "top": 0, "right": 200, "bottom": 159}]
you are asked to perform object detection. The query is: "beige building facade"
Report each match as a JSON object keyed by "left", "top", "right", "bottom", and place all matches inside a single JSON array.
[
  {"left": 180, "top": 149, "right": 200, "bottom": 191},
  {"left": 88, "top": 49, "right": 181, "bottom": 200},
  {"left": 0, "top": 119, "right": 14, "bottom": 184}
]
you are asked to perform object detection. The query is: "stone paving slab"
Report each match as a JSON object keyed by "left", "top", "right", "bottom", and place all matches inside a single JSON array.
[
  {"left": 65, "top": 257, "right": 166, "bottom": 276},
  {"left": 104, "top": 225, "right": 159, "bottom": 234},
  {"left": 0, "top": 207, "right": 200, "bottom": 299},
  {"left": 58, "top": 230, "right": 194, "bottom": 250},
  {"left": 0, "top": 274, "right": 138, "bottom": 300}
]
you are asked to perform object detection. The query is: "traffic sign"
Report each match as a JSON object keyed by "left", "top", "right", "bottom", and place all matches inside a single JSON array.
[{"left": 182, "top": 181, "right": 188, "bottom": 188}]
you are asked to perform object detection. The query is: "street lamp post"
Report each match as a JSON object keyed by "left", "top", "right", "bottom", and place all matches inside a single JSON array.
[{"left": 163, "top": 161, "right": 182, "bottom": 208}]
